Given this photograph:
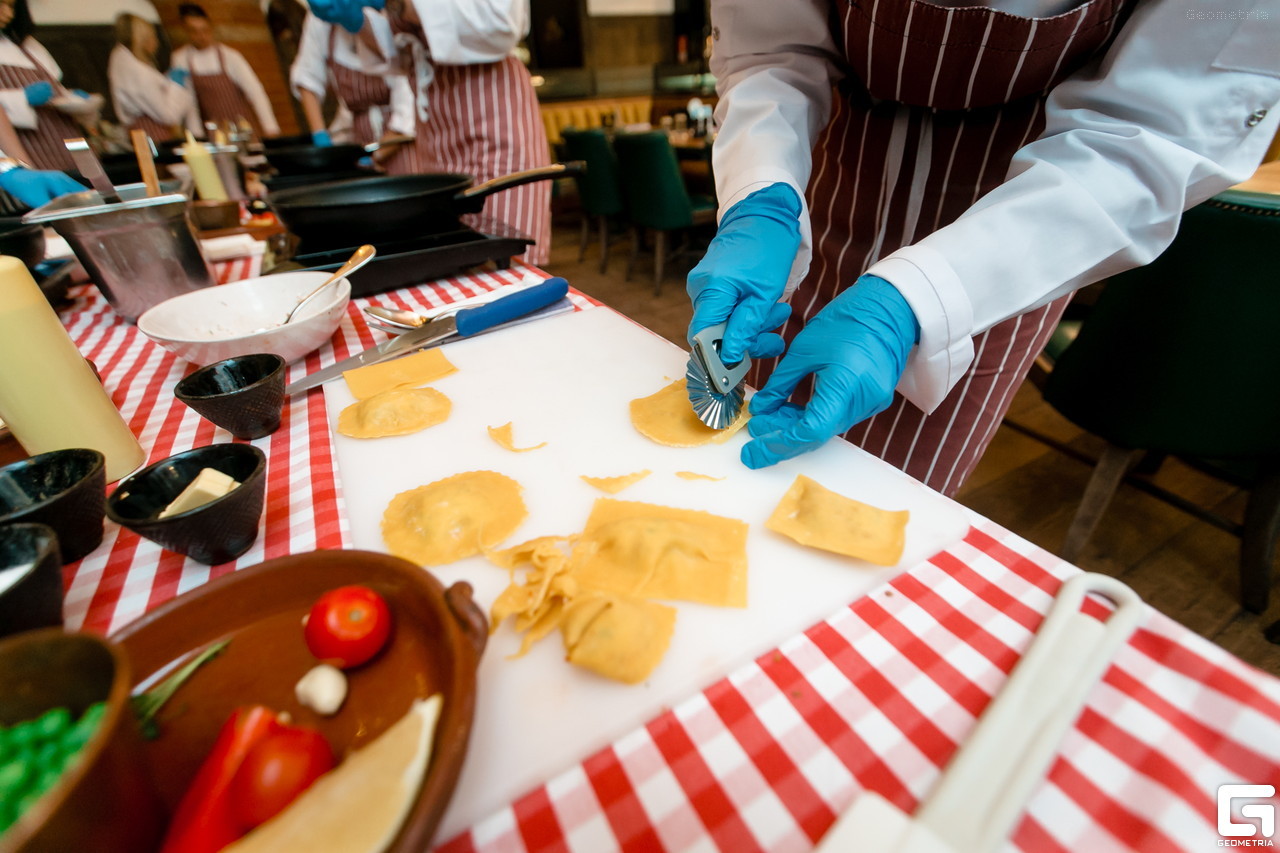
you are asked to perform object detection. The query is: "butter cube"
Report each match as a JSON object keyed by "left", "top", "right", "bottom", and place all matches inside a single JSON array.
[{"left": 159, "top": 468, "right": 241, "bottom": 518}]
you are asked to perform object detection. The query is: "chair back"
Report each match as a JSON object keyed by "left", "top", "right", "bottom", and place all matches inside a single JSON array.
[
  {"left": 560, "top": 128, "right": 624, "bottom": 218},
  {"left": 611, "top": 131, "right": 694, "bottom": 231},
  {"left": 1043, "top": 191, "right": 1280, "bottom": 459}
]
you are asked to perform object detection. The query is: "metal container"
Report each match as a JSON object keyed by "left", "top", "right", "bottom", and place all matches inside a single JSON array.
[{"left": 23, "top": 185, "right": 216, "bottom": 323}]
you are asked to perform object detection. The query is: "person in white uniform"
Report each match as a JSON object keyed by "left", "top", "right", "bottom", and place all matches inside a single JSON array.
[
  {"left": 688, "top": 0, "right": 1280, "bottom": 494},
  {"left": 170, "top": 3, "right": 281, "bottom": 138},
  {"left": 108, "top": 13, "right": 199, "bottom": 143},
  {"left": 0, "top": 0, "right": 84, "bottom": 172}
]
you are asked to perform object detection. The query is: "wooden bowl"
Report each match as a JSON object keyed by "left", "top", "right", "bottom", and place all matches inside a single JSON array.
[
  {"left": 111, "top": 549, "right": 487, "bottom": 852},
  {"left": 0, "top": 629, "right": 166, "bottom": 853}
]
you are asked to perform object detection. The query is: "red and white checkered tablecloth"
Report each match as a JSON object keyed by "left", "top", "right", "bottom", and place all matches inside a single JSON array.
[
  {"left": 49, "top": 257, "right": 1280, "bottom": 852},
  {"left": 436, "top": 522, "right": 1280, "bottom": 853}
]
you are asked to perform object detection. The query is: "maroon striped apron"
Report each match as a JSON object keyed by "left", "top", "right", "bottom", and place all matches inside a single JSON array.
[
  {"left": 190, "top": 45, "right": 260, "bottom": 136},
  {"left": 0, "top": 41, "right": 80, "bottom": 171},
  {"left": 387, "top": 13, "right": 552, "bottom": 264},
  {"left": 749, "top": 0, "right": 1132, "bottom": 496},
  {"left": 130, "top": 112, "right": 179, "bottom": 144},
  {"left": 326, "top": 27, "right": 422, "bottom": 176}
]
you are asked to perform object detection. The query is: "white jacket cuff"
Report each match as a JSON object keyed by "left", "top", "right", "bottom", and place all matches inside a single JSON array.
[
  {"left": 866, "top": 247, "right": 975, "bottom": 413},
  {"left": 0, "top": 91, "right": 36, "bottom": 131}
]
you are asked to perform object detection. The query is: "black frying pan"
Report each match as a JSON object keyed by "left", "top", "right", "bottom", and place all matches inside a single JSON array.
[
  {"left": 264, "top": 143, "right": 369, "bottom": 176},
  {"left": 266, "top": 161, "right": 584, "bottom": 245}
]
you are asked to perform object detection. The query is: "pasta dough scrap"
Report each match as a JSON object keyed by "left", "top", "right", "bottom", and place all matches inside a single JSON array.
[
  {"left": 675, "top": 471, "right": 725, "bottom": 482},
  {"left": 342, "top": 349, "right": 457, "bottom": 399},
  {"left": 337, "top": 388, "right": 451, "bottom": 438},
  {"left": 570, "top": 498, "right": 748, "bottom": 607},
  {"left": 488, "top": 422, "right": 546, "bottom": 452},
  {"left": 382, "top": 471, "right": 526, "bottom": 565},
  {"left": 766, "top": 474, "right": 908, "bottom": 566},
  {"left": 630, "top": 379, "right": 749, "bottom": 447},
  {"left": 487, "top": 536, "right": 579, "bottom": 657},
  {"left": 580, "top": 470, "right": 651, "bottom": 494},
  {"left": 560, "top": 594, "right": 677, "bottom": 684}
]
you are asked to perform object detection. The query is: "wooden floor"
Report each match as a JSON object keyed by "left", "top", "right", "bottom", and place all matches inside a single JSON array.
[{"left": 541, "top": 216, "right": 1280, "bottom": 677}]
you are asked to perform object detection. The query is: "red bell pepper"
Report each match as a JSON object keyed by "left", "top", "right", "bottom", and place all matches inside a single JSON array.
[{"left": 159, "top": 706, "right": 285, "bottom": 853}]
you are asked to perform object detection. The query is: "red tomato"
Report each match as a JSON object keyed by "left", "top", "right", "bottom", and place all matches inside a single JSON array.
[
  {"left": 304, "top": 585, "right": 392, "bottom": 668},
  {"left": 229, "top": 727, "right": 334, "bottom": 830}
]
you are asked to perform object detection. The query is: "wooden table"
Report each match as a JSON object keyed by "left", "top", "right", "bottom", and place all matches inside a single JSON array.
[{"left": 1232, "top": 159, "right": 1280, "bottom": 195}]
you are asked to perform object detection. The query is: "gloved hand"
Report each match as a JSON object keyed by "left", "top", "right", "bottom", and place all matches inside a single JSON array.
[
  {"left": 70, "top": 89, "right": 89, "bottom": 99},
  {"left": 166, "top": 68, "right": 190, "bottom": 86},
  {"left": 23, "top": 81, "right": 53, "bottom": 107},
  {"left": 308, "top": 0, "right": 384, "bottom": 34},
  {"left": 311, "top": 129, "right": 332, "bottom": 147},
  {"left": 741, "top": 274, "right": 921, "bottom": 469},
  {"left": 686, "top": 182, "right": 801, "bottom": 363},
  {"left": 0, "top": 168, "right": 84, "bottom": 208}
]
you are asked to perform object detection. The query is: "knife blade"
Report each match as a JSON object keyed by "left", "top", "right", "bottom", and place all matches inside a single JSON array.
[{"left": 285, "top": 277, "right": 570, "bottom": 396}]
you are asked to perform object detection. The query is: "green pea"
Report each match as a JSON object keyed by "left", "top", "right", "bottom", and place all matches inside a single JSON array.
[
  {"left": 0, "top": 759, "right": 32, "bottom": 798},
  {"left": 32, "top": 708, "right": 71, "bottom": 741},
  {"left": 6, "top": 720, "right": 37, "bottom": 749},
  {"left": 78, "top": 703, "right": 106, "bottom": 727},
  {"left": 33, "top": 766, "right": 63, "bottom": 797},
  {"left": 13, "top": 790, "right": 43, "bottom": 819},
  {"left": 32, "top": 742, "right": 59, "bottom": 771}
]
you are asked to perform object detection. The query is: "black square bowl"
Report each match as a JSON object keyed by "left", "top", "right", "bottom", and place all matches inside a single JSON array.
[
  {"left": 105, "top": 444, "right": 267, "bottom": 565},
  {"left": 0, "top": 448, "right": 106, "bottom": 563}
]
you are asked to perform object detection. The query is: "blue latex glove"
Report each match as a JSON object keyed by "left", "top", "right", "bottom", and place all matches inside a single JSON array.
[
  {"left": 71, "top": 89, "right": 89, "bottom": 99},
  {"left": 24, "top": 81, "right": 53, "bottom": 107},
  {"left": 742, "top": 274, "right": 921, "bottom": 469},
  {"left": 0, "top": 168, "right": 84, "bottom": 208},
  {"left": 166, "top": 68, "right": 190, "bottom": 86},
  {"left": 311, "top": 129, "right": 333, "bottom": 147},
  {"left": 308, "top": 0, "right": 383, "bottom": 33},
  {"left": 356, "top": 155, "right": 374, "bottom": 168},
  {"left": 686, "top": 182, "right": 801, "bottom": 363}
]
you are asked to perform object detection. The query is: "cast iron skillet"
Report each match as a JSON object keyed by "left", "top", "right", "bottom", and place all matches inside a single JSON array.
[
  {"left": 266, "top": 161, "right": 584, "bottom": 244},
  {"left": 263, "top": 143, "right": 369, "bottom": 177}
]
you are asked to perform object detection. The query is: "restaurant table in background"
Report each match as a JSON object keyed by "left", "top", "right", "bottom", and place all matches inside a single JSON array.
[
  {"left": 44, "top": 259, "right": 1280, "bottom": 852},
  {"left": 1232, "top": 159, "right": 1280, "bottom": 196}
]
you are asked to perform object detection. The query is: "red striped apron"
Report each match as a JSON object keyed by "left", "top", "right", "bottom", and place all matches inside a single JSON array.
[
  {"left": 387, "top": 14, "right": 552, "bottom": 264},
  {"left": 190, "top": 45, "right": 260, "bottom": 136},
  {"left": 130, "top": 112, "right": 179, "bottom": 144},
  {"left": 326, "top": 27, "right": 421, "bottom": 176},
  {"left": 749, "top": 0, "right": 1132, "bottom": 496},
  {"left": 0, "top": 40, "right": 80, "bottom": 171}
]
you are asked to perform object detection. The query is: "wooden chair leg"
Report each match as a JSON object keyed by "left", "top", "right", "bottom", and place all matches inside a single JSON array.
[
  {"left": 597, "top": 215, "right": 609, "bottom": 274},
  {"left": 653, "top": 230, "right": 666, "bottom": 297},
  {"left": 1240, "top": 465, "right": 1280, "bottom": 614},
  {"left": 578, "top": 214, "right": 590, "bottom": 262},
  {"left": 626, "top": 226, "right": 639, "bottom": 282},
  {"left": 1061, "top": 444, "right": 1142, "bottom": 562}
]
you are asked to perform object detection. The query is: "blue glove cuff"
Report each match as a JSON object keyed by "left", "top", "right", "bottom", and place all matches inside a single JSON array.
[
  {"left": 853, "top": 274, "right": 922, "bottom": 348},
  {"left": 719, "top": 182, "right": 801, "bottom": 231}
]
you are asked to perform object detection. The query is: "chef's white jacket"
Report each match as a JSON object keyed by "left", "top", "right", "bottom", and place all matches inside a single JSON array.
[
  {"left": 710, "top": 0, "right": 1280, "bottom": 412},
  {"left": 170, "top": 43, "right": 281, "bottom": 136},
  {"left": 407, "top": 0, "right": 529, "bottom": 64},
  {"left": 107, "top": 45, "right": 200, "bottom": 136},
  {"left": 0, "top": 36, "right": 60, "bottom": 132},
  {"left": 290, "top": 11, "right": 415, "bottom": 138}
]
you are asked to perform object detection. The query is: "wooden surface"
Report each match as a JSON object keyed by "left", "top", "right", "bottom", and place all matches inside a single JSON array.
[{"left": 1233, "top": 159, "right": 1280, "bottom": 195}]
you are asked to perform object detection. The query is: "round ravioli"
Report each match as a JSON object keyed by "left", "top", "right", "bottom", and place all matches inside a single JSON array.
[
  {"left": 381, "top": 471, "right": 527, "bottom": 565},
  {"left": 629, "top": 378, "right": 748, "bottom": 447},
  {"left": 337, "top": 387, "right": 451, "bottom": 438}
]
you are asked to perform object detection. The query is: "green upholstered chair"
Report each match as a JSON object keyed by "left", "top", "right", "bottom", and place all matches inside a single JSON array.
[
  {"left": 560, "top": 127, "right": 624, "bottom": 273},
  {"left": 1042, "top": 189, "right": 1280, "bottom": 613},
  {"left": 611, "top": 130, "right": 717, "bottom": 295}
]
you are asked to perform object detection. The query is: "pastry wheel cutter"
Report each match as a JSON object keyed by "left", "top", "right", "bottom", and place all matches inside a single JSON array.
[
  {"left": 815, "top": 572, "right": 1143, "bottom": 853},
  {"left": 687, "top": 322, "right": 751, "bottom": 429}
]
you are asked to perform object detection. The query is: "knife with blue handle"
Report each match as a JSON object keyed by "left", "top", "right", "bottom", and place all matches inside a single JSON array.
[{"left": 285, "top": 277, "right": 571, "bottom": 396}]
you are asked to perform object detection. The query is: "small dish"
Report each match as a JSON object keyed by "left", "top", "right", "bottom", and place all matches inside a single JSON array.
[
  {"left": 0, "top": 628, "right": 166, "bottom": 852},
  {"left": 105, "top": 443, "right": 266, "bottom": 565},
  {"left": 0, "top": 523, "right": 63, "bottom": 637},
  {"left": 174, "top": 353, "right": 286, "bottom": 440},
  {"left": 112, "top": 549, "right": 486, "bottom": 852},
  {"left": 136, "top": 270, "right": 351, "bottom": 367},
  {"left": 0, "top": 447, "right": 106, "bottom": 563}
]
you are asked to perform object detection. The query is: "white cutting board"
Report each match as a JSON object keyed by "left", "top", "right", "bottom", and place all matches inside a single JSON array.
[{"left": 324, "top": 307, "right": 969, "bottom": 840}]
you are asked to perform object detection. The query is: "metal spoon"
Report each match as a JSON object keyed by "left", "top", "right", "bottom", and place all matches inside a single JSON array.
[{"left": 263, "top": 244, "right": 375, "bottom": 332}]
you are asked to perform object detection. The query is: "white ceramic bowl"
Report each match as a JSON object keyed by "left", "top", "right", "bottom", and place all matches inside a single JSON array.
[{"left": 137, "top": 270, "right": 350, "bottom": 366}]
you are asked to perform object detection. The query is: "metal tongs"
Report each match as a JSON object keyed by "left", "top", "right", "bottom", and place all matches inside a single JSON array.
[
  {"left": 65, "top": 138, "right": 120, "bottom": 204},
  {"left": 816, "top": 572, "right": 1143, "bottom": 853}
]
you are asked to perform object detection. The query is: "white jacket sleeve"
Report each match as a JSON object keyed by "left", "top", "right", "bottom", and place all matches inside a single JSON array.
[
  {"left": 385, "top": 75, "right": 416, "bottom": 137},
  {"left": 224, "top": 46, "right": 281, "bottom": 135},
  {"left": 0, "top": 37, "right": 61, "bottom": 131},
  {"left": 707, "top": 0, "right": 840, "bottom": 296},
  {"left": 109, "top": 46, "right": 195, "bottom": 127},
  {"left": 410, "top": 0, "right": 529, "bottom": 64},
  {"left": 870, "top": 0, "right": 1280, "bottom": 412},
  {"left": 290, "top": 15, "right": 331, "bottom": 99}
]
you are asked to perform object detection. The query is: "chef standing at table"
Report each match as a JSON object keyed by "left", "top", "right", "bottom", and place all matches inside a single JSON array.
[
  {"left": 691, "top": 0, "right": 1280, "bottom": 495},
  {"left": 289, "top": 8, "right": 421, "bottom": 174},
  {"left": 108, "top": 13, "right": 200, "bottom": 143},
  {"left": 0, "top": 0, "right": 85, "bottom": 172},
  {"left": 306, "top": 0, "right": 553, "bottom": 265},
  {"left": 170, "top": 2, "right": 280, "bottom": 138}
]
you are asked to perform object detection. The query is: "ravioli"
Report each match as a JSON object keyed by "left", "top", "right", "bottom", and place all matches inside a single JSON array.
[
  {"left": 342, "top": 349, "right": 457, "bottom": 399},
  {"left": 766, "top": 474, "right": 908, "bottom": 566},
  {"left": 630, "top": 378, "right": 748, "bottom": 447},
  {"left": 337, "top": 388, "right": 451, "bottom": 438},
  {"left": 579, "top": 470, "right": 651, "bottom": 494},
  {"left": 560, "top": 593, "right": 676, "bottom": 684},
  {"left": 382, "top": 471, "right": 526, "bottom": 565},
  {"left": 488, "top": 422, "right": 546, "bottom": 452}
]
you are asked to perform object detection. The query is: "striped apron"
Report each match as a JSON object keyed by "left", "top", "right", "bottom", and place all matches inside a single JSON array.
[
  {"left": 389, "top": 14, "right": 552, "bottom": 264},
  {"left": 750, "top": 0, "right": 1132, "bottom": 496},
  {"left": 130, "top": 111, "right": 179, "bottom": 144},
  {"left": 326, "top": 27, "right": 421, "bottom": 176},
  {"left": 0, "top": 41, "right": 80, "bottom": 172},
  {"left": 191, "top": 46, "right": 260, "bottom": 135}
]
